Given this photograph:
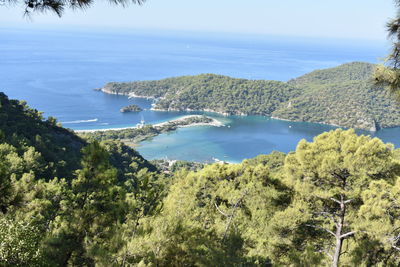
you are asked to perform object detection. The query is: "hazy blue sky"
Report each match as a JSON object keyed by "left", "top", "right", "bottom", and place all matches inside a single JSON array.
[{"left": 0, "top": 0, "right": 396, "bottom": 40}]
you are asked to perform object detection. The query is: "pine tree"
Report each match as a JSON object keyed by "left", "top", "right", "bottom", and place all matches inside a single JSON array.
[
  {"left": 270, "top": 129, "right": 400, "bottom": 266},
  {"left": 374, "top": 0, "right": 400, "bottom": 98},
  {"left": 47, "top": 141, "right": 126, "bottom": 266},
  {"left": 3, "top": 0, "right": 145, "bottom": 17}
]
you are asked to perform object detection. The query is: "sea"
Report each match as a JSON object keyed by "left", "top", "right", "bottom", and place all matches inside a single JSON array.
[{"left": 1, "top": 26, "right": 398, "bottom": 163}]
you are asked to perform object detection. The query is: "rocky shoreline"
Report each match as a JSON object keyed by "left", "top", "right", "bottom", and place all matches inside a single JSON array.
[
  {"left": 271, "top": 116, "right": 379, "bottom": 132},
  {"left": 150, "top": 107, "right": 233, "bottom": 117},
  {"left": 95, "top": 87, "right": 157, "bottom": 100}
]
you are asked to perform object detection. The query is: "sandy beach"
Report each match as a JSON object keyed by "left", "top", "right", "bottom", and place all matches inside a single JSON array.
[{"left": 74, "top": 115, "right": 224, "bottom": 133}]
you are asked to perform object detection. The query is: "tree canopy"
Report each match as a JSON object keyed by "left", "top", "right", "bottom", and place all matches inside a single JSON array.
[
  {"left": 2, "top": 94, "right": 400, "bottom": 266},
  {"left": 272, "top": 129, "right": 400, "bottom": 266},
  {"left": 374, "top": 0, "right": 400, "bottom": 98}
]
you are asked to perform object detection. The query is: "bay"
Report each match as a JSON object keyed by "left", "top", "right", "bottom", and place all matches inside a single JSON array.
[
  {"left": 136, "top": 114, "right": 400, "bottom": 163},
  {"left": 1, "top": 27, "right": 398, "bottom": 162}
]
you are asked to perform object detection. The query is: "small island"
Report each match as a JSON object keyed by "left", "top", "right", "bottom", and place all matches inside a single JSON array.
[{"left": 120, "top": 104, "right": 142, "bottom": 113}]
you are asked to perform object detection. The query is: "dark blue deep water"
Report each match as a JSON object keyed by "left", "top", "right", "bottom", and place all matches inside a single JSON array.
[{"left": 1, "top": 27, "right": 398, "bottom": 162}]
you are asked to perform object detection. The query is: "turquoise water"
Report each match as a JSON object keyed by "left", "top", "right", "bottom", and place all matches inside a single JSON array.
[
  {"left": 135, "top": 114, "right": 400, "bottom": 163},
  {"left": 1, "top": 27, "right": 398, "bottom": 162},
  {"left": 136, "top": 115, "right": 337, "bottom": 163}
]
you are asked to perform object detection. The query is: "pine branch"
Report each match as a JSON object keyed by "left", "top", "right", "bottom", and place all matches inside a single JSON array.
[{"left": 339, "top": 231, "right": 356, "bottom": 239}]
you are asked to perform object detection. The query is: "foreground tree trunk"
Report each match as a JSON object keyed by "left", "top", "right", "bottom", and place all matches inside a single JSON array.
[
  {"left": 331, "top": 195, "right": 355, "bottom": 267},
  {"left": 332, "top": 195, "right": 345, "bottom": 267},
  {"left": 332, "top": 237, "right": 342, "bottom": 267}
]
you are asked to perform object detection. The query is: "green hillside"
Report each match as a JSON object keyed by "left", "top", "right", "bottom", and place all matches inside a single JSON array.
[
  {"left": 100, "top": 74, "right": 301, "bottom": 116},
  {"left": 0, "top": 92, "right": 156, "bottom": 181},
  {"left": 0, "top": 92, "right": 84, "bottom": 179},
  {"left": 100, "top": 62, "right": 400, "bottom": 131},
  {"left": 288, "top": 61, "right": 375, "bottom": 86},
  {"left": 273, "top": 62, "right": 400, "bottom": 131}
]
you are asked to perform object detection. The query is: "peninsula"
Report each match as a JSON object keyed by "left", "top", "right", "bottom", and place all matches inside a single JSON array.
[
  {"left": 77, "top": 115, "right": 223, "bottom": 143},
  {"left": 97, "top": 62, "right": 400, "bottom": 131}
]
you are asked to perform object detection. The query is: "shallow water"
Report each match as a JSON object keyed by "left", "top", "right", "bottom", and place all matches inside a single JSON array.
[{"left": 135, "top": 114, "right": 400, "bottom": 163}]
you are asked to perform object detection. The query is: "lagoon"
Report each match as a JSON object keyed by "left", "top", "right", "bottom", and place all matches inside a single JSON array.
[{"left": 116, "top": 97, "right": 400, "bottom": 163}]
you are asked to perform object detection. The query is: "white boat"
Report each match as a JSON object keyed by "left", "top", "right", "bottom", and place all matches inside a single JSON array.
[{"left": 136, "top": 115, "right": 145, "bottom": 128}]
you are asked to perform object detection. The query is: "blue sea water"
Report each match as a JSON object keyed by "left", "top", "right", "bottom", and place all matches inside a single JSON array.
[{"left": 0, "top": 27, "right": 398, "bottom": 162}]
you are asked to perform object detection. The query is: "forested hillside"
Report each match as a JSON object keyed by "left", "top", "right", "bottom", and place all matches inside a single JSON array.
[
  {"left": 0, "top": 93, "right": 163, "bottom": 266},
  {"left": 0, "top": 93, "right": 156, "bottom": 180},
  {"left": 0, "top": 92, "right": 84, "bottom": 179},
  {"left": 273, "top": 62, "right": 400, "bottom": 131},
  {"left": 100, "top": 62, "right": 400, "bottom": 131},
  {"left": 3, "top": 93, "right": 400, "bottom": 266},
  {"left": 99, "top": 74, "right": 301, "bottom": 116}
]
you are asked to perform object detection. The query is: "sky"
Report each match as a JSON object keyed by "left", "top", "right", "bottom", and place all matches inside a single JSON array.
[{"left": 0, "top": 0, "right": 397, "bottom": 40}]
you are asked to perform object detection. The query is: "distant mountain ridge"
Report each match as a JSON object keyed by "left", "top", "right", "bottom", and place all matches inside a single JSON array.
[{"left": 98, "top": 62, "right": 400, "bottom": 131}]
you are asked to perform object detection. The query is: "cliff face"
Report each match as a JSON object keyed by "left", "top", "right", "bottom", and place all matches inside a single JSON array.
[{"left": 98, "top": 62, "right": 400, "bottom": 131}]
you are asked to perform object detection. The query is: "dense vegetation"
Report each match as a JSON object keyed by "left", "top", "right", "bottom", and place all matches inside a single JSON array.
[
  {"left": 3, "top": 93, "right": 400, "bottom": 266},
  {"left": 78, "top": 115, "right": 215, "bottom": 143},
  {"left": 0, "top": 93, "right": 162, "bottom": 266},
  {"left": 100, "top": 74, "right": 301, "bottom": 116},
  {"left": 373, "top": 0, "right": 400, "bottom": 98},
  {"left": 0, "top": 92, "right": 85, "bottom": 180},
  {"left": 120, "top": 104, "right": 142, "bottom": 113},
  {"left": 274, "top": 62, "right": 400, "bottom": 131},
  {"left": 100, "top": 62, "right": 400, "bottom": 131},
  {"left": 150, "top": 159, "right": 206, "bottom": 173}
]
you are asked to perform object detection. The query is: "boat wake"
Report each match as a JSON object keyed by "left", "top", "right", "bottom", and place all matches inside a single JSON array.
[{"left": 63, "top": 118, "right": 98, "bottom": 124}]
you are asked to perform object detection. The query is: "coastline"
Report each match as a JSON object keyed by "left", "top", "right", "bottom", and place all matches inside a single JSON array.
[
  {"left": 98, "top": 87, "right": 248, "bottom": 117},
  {"left": 96, "top": 87, "right": 158, "bottom": 100},
  {"left": 74, "top": 115, "right": 224, "bottom": 133},
  {"left": 271, "top": 116, "right": 351, "bottom": 130},
  {"left": 151, "top": 107, "right": 234, "bottom": 116},
  {"left": 98, "top": 88, "right": 381, "bottom": 132}
]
